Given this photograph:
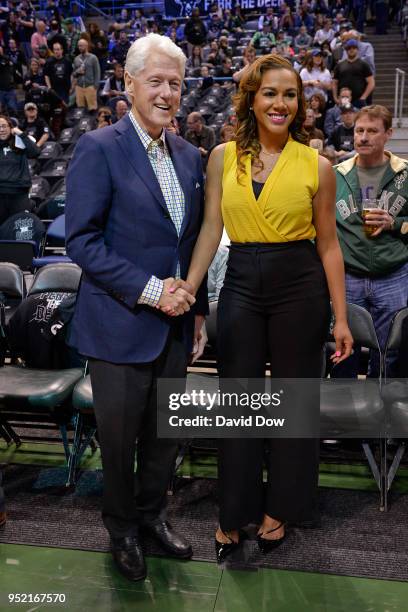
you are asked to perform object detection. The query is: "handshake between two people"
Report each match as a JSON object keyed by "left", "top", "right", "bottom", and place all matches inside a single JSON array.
[
  {"left": 156, "top": 277, "right": 196, "bottom": 317},
  {"left": 155, "top": 277, "right": 207, "bottom": 364}
]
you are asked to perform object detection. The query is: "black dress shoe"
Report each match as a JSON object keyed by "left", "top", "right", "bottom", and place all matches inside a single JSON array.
[
  {"left": 143, "top": 521, "right": 192, "bottom": 559},
  {"left": 215, "top": 530, "right": 246, "bottom": 564},
  {"left": 111, "top": 536, "right": 146, "bottom": 581},
  {"left": 256, "top": 522, "right": 287, "bottom": 554}
]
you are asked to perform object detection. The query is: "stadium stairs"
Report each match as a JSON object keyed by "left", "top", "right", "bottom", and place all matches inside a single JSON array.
[{"left": 366, "top": 24, "right": 408, "bottom": 157}]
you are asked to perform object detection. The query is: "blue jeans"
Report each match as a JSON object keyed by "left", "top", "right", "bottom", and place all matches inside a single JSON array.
[
  {"left": 332, "top": 262, "right": 408, "bottom": 378},
  {"left": 0, "top": 89, "right": 18, "bottom": 114}
]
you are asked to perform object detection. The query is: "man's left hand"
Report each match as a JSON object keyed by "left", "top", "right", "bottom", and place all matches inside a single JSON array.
[
  {"left": 191, "top": 315, "right": 207, "bottom": 364},
  {"left": 364, "top": 208, "right": 394, "bottom": 237}
]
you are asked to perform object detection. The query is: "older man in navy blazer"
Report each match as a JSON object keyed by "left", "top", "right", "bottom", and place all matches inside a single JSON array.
[{"left": 66, "top": 34, "right": 208, "bottom": 582}]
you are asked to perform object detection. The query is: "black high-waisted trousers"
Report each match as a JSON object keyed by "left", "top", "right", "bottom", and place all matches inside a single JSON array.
[{"left": 217, "top": 241, "right": 331, "bottom": 531}]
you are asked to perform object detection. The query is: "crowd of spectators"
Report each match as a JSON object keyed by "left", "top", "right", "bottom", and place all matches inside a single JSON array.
[{"left": 0, "top": 0, "right": 403, "bottom": 221}]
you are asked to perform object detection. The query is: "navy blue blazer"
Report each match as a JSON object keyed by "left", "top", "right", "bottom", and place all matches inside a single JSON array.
[{"left": 65, "top": 114, "right": 208, "bottom": 363}]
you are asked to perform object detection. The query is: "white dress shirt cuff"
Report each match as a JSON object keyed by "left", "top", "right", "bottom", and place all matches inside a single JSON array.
[{"left": 137, "top": 276, "right": 164, "bottom": 307}]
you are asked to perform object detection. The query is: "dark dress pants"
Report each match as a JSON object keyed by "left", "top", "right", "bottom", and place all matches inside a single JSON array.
[
  {"left": 89, "top": 324, "right": 188, "bottom": 539},
  {"left": 217, "top": 242, "right": 331, "bottom": 531}
]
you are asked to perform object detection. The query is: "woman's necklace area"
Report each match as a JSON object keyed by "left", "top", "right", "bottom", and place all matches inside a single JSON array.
[{"left": 260, "top": 145, "right": 282, "bottom": 158}]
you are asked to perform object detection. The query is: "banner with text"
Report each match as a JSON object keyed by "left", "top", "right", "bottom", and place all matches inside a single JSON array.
[{"left": 164, "top": 0, "right": 283, "bottom": 19}]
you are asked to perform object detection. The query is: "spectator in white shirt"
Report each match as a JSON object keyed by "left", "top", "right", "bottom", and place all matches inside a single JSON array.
[
  {"left": 299, "top": 48, "right": 333, "bottom": 101},
  {"left": 314, "top": 18, "right": 335, "bottom": 45}
]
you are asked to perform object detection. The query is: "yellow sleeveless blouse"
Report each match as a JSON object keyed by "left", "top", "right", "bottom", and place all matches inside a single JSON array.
[{"left": 221, "top": 137, "right": 319, "bottom": 243}]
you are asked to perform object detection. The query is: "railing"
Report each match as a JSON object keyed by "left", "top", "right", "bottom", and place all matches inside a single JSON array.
[
  {"left": 394, "top": 68, "right": 406, "bottom": 127},
  {"left": 78, "top": 0, "right": 164, "bottom": 17}
]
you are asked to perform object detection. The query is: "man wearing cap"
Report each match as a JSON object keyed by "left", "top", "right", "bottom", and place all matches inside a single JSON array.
[
  {"left": 333, "top": 39, "right": 375, "bottom": 108},
  {"left": 324, "top": 87, "right": 356, "bottom": 138},
  {"left": 22, "top": 102, "right": 50, "bottom": 147},
  {"left": 299, "top": 48, "right": 333, "bottom": 101},
  {"left": 340, "top": 30, "right": 375, "bottom": 75},
  {"left": 328, "top": 104, "right": 355, "bottom": 161},
  {"left": 62, "top": 18, "right": 81, "bottom": 61}
]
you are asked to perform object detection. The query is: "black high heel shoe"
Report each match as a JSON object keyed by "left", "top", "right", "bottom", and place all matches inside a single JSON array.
[
  {"left": 215, "top": 530, "right": 244, "bottom": 563},
  {"left": 257, "top": 522, "right": 287, "bottom": 554}
]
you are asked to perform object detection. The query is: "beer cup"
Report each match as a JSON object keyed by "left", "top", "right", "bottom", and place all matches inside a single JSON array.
[{"left": 361, "top": 199, "right": 379, "bottom": 237}]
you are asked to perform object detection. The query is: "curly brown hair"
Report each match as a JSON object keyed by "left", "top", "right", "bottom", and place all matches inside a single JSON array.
[{"left": 233, "top": 54, "right": 307, "bottom": 184}]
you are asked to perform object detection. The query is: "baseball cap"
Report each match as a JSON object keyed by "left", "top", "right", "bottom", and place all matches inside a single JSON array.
[
  {"left": 24, "top": 102, "right": 37, "bottom": 111},
  {"left": 339, "top": 103, "right": 354, "bottom": 113},
  {"left": 311, "top": 48, "right": 323, "bottom": 56},
  {"left": 344, "top": 38, "right": 359, "bottom": 48}
]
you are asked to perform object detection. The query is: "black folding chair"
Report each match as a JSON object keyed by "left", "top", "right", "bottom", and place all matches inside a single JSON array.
[
  {"left": 0, "top": 262, "right": 26, "bottom": 324},
  {"left": 380, "top": 307, "right": 408, "bottom": 509},
  {"left": 0, "top": 262, "right": 83, "bottom": 458}
]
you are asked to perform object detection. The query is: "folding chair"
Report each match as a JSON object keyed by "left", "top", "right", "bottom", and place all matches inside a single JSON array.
[
  {"left": 38, "top": 141, "right": 63, "bottom": 167},
  {"left": 0, "top": 212, "right": 46, "bottom": 271},
  {"left": 28, "top": 262, "right": 81, "bottom": 296},
  {"left": 0, "top": 262, "right": 83, "bottom": 456},
  {"left": 36, "top": 179, "right": 66, "bottom": 220},
  {"left": 32, "top": 215, "right": 72, "bottom": 268},
  {"left": 29, "top": 176, "right": 51, "bottom": 210},
  {"left": 39, "top": 159, "right": 68, "bottom": 188},
  {"left": 0, "top": 262, "right": 26, "bottom": 324},
  {"left": 380, "top": 307, "right": 408, "bottom": 509},
  {"left": 321, "top": 303, "right": 386, "bottom": 509},
  {"left": 58, "top": 127, "right": 80, "bottom": 149}
]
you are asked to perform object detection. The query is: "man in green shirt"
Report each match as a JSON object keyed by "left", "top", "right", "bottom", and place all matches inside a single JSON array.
[{"left": 334, "top": 105, "right": 408, "bottom": 377}]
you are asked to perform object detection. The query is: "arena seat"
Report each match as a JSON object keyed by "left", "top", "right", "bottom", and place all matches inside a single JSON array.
[
  {"left": 27, "top": 262, "right": 81, "bottom": 296},
  {"left": 0, "top": 262, "right": 26, "bottom": 324},
  {"left": 32, "top": 215, "right": 72, "bottom": 268},
  {"left": 77, "top": 116, "right": 95, "bottom": 134},
  {"left": 66, "top": 374, "right": 96, "bottom": 486},
  {"left": 380, "top": 307, "right": 408, "bottom": 510},
  {"left": 58, "top": 126, "right": 81, "bottom": 148},
  {"left": 66, "top": 107, "right": 89, "bottom": 122},
  {"left": 61, "top": 143, "right": 77, "bottom": 162},
  {"left": 36, "top": 179, "right": 66, "bottom": 220},
  {"left": 321, "top": 304, "right": 385, "bottom": 508},
  {"left": 40, "top": 159, "right": 69, "bottom": 187},
  {"left": 38, "top": 141, "right": 64, "bottom": 166},
  {"left": 0, "top": 263, "right": 84, "bottom": 455},
  {"left": 28, "top": 158, "right": 41, "bottom": 177},
  {"left": 29, "top": 176, "right": 51, "bottom": 208},
  {"left": 0, "top": 212, "right": 46, "bottom": 271}
]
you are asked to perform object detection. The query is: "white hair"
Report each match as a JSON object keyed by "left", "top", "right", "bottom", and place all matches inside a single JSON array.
[{"left": 125, "top": 33, "right": 186, "bottom": 77}]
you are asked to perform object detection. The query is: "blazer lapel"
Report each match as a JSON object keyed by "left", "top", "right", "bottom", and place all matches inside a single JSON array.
[{"left": 114, "top": 115, "right": 168, "bottom": 214}]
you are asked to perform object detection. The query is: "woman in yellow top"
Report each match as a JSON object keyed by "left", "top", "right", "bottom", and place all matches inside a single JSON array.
[{"left": 169, "top": 54, "right": 353, "bottom": 561}]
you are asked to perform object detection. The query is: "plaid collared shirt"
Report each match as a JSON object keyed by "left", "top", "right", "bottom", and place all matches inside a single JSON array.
[{"left": 129, "top": 112, "right": 185, "bottom": 306}]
